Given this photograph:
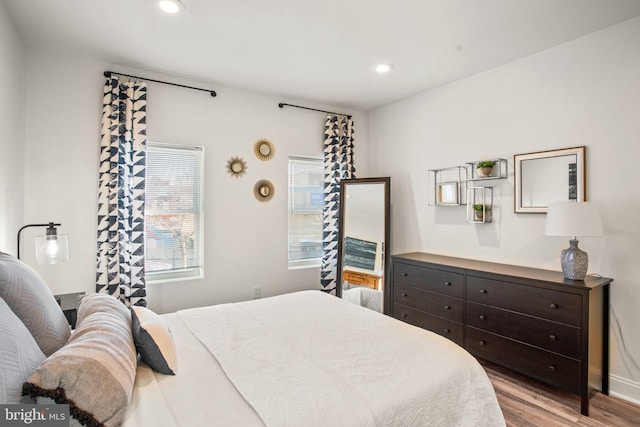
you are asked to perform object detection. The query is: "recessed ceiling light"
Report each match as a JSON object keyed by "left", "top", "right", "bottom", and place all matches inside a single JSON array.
[
  {"left": 375, "top": 64, "right": 393, "bottom": 74},
  {"left": 158, "top": 0, "right": 184, "bottom": 14}
]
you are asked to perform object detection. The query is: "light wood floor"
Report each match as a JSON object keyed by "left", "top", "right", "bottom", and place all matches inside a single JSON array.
[{"left": 482, "top": 361, "right": 640, "bottom": 426}]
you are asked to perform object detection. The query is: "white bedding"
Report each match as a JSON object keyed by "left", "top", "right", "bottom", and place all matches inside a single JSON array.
[
  {"left": 124, "top": 312, "right": 264, "bottom": 427},
  {"left": 125, "top": 291, "right": 505, "bottom": 426}
]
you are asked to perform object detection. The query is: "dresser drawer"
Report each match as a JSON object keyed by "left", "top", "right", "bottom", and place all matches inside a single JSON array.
[
  {"left": 467, "top": 302, "right": 581, "bottom": 358},
  {"left": 467, "top": 276, "right": 582, "bottom": 326},
  {"left": 466, "top": 327, "right": 580, "bottom": 393},
  {"left": 393, "top": 262, "right": 464, "bottom": 298},
  {"left": 395, "top": 284, "right": 463, "bottom": 322},
  {"left": 394, "top": 303, "right": 463, "bottom": 346}
]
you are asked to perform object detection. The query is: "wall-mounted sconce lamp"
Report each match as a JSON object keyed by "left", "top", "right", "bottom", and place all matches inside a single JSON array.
[{"left": 17, "top": 222, "right": 69, "bottom": 264}]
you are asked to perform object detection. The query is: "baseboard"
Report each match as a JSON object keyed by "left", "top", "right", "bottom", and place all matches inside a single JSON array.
[{"left": 609, "top": 374, "right": 640, "bottom": 406}]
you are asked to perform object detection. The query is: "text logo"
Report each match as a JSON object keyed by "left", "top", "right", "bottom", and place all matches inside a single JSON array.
[{"left": 0, "top": 405, "right": 69, "bottom": 426}]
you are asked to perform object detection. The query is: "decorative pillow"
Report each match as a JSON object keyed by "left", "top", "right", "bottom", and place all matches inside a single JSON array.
[
  {"left": 131, "top": 306, "right": 177, "bottom": 375},
  {"left": 22, "top": 294, "right": 136, "bottom": 426},
  {"left": 0, "top": 297, "right": 46, "bottom": 403},
  {"left": 0, "top": 251, "right": 70, "bottom": 356}
]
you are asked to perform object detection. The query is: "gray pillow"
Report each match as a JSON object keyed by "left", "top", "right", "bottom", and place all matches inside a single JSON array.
[
  {"left": 0, "top": 296, "right": 46, "bottom": 403},
  {"left": 22, "top": 294, "right": 137, "bottom": 426},
  {"left": 0, "top": 252, "right": 70, "bottom": 356},
  {"left": 131, "top": 306, "right": 177, "bottom": 375}
]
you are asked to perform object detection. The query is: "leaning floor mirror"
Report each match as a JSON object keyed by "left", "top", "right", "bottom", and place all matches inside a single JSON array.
[{"left": 336, "top": 177, "right": 391, "bottom": 315}]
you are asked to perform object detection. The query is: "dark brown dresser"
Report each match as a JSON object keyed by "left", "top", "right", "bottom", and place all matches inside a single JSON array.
[{"left": 390, "top": 252, "right": 613, "bottom": 416}]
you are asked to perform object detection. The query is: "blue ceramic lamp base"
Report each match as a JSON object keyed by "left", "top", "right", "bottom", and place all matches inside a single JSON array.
[{"left": 561, "top": 239, "right": 588, "bottom": 281}]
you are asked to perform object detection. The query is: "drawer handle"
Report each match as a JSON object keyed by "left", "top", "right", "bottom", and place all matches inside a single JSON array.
[
  {"left": 401, "top": 272, "right": 408, "bottom": 277},
  {"left": 548, "top": 365, "right": 556, "bottom": 372},
  {"left": 550, "top": 303, "right": 558, "bottom": 309},
  {"left": 479, "top": 340, "right": 486, "bottom": 346},
  {"left": 444, "top": 328, "right": 450, "bottom": 334},
  {"left": 480, "top": 289, "right": 487, "bottom": 294},
  {"left": 444, "top": 281, "right": 452, "bottom": 286},
  {"left": 549, "top": 335, "right": 557, "bottom": 341},
  {"left": 444, "top": 305, "right": 451, "bottom": 310},
  {"left": 401, "top": 292, "right": 408, "bottom": 297},
  {"left": 479, "top": 315, "right": 486, "bottom": 320},
  {"left": 401, "top": 313, "right": 407, "bottom": 318}
]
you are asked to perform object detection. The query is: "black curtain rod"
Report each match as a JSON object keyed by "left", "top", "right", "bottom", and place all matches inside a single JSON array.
[
  {"left": 104, "top": 71, "right": 217, "bottom": 97},
  {"left": 278, "top": 103, "right": 351, "bottom": 119}
]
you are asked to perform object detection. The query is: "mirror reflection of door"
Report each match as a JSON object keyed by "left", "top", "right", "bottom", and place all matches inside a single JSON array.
[{"left": 336, "top": 177, "right": 390, "bottom": 314}]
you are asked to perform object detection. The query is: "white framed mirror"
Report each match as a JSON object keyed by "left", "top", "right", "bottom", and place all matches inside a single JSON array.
[
  {"left": 336, "top": 177, "right": 391, "bottom": 314},
  {"left": 514, "top": 146, "right": 585, "bottom": 213}
]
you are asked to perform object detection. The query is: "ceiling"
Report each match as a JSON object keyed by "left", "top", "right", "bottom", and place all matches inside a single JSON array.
[{"left": 3, "top": 0, "right": 640, "bottom": 111}]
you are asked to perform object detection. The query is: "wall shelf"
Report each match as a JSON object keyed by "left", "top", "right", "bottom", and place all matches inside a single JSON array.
[
  {"left": 428, "top": 166, "right": 468, "bottom": 206},
  {"left": 467, "top": 186, "right": 493, "bottom": 223},
  {"left": 428, "top": 158, "right": 504, "bottom": 219},
  {"left": 466, "top": 158, "right": 508, "bottom": 181}
]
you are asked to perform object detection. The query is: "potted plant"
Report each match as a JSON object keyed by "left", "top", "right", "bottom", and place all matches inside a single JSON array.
[
  {"left": 476, "top": 160, "right": 496, "bottom": 177},
  {"left": 473, "top": 204, "right": 492, "bottom": 222}
]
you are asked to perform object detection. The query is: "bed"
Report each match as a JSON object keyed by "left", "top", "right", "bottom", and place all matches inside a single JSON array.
[{"left": 0, "top": 252, "right": 505, "bottom": 426}]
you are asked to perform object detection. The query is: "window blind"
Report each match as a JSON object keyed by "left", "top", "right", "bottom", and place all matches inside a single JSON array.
[
  {"left": 288, "top": 156, "right": 323, "bottom": 265},
  {"left": 145, "top": 144, "right": 203, "bottom": 277}
]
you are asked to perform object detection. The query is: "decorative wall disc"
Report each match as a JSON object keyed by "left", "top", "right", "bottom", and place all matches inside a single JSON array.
[
  {"left": 253, "top": 179, "right": 274, "bottom": 202},
  {"left": 254, "top": 138, "right": 275, "bottom": 161},
  {"left": 226, "top": 156, "right": 247, "bottom": 178}
]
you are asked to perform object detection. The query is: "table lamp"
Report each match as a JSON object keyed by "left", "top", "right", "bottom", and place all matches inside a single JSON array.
[
  {"left": 545, "top": 201, "right": 602, "bottom": 280},
  {"left": 17, "top": 222, "right": 69, "bottom": 264}
]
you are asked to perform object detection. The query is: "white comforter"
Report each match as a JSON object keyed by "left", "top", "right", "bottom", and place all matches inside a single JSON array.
[{"left": 175, "top": 291, "right": 505, "bottom": 427}]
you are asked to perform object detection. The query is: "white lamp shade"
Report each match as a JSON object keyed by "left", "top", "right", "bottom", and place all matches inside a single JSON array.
[{"left": 545, "top": 201, "right": 603, "bottom": 237}]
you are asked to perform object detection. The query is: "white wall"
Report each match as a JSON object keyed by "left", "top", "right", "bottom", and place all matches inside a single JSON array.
[
  {"left": 20, "top": 49, "right": 369, "bottom": 314},
  {"left": 369, "top": 17, "right": 640, "bottom": 402},
  {"left": 0, "top": 3, "right": 25, "bottom": 252}
]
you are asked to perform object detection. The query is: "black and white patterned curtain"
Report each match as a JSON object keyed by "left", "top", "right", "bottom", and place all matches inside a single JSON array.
[
  {"left": 96, "top": 76, "right": 147, "bottom": 307},
  {"left": 320, "top": 114, "right": 355, "bottom": 294}
]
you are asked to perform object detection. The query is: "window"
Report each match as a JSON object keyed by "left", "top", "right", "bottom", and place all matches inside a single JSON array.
[
  {"left": 288, "top": 156, "right": 324, "bottom": 268},
  {"left": 145, "top": 143, "right": 204, "bottom": 282}
]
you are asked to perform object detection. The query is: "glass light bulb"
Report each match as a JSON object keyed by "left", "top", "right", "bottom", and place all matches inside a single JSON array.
[{"left": 45, "top": 238, "right": 60, "bottom": 260}]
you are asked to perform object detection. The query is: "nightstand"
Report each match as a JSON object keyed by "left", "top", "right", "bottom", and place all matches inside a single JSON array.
[{"left": 54, "top": 292, "right": 85, "bottom": 329}]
